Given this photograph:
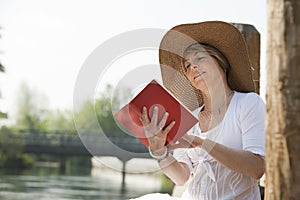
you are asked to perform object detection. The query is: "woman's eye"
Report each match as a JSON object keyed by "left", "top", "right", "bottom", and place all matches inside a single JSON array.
[
  {"left": 183, "top": 61, "right": 191, "bottom": 70},
  {"left": 197, "top": 57, "right": 205, "bottom": 61},
  {"left": 185, "top": 64, "right": 191, "bottom": 69}
]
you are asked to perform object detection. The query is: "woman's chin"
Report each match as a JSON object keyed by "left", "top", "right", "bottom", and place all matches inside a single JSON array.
[{"left": 191, "top": 77, "right": 206, "bottom": 87}]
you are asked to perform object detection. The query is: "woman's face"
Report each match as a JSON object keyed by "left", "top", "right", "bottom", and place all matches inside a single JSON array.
[{"left": 183, "top": 51, "right": 226, "bottom": 90}]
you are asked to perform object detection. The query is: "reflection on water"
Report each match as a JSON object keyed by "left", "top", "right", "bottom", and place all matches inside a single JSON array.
[{"left": 0, "top": 158, "right": 170, "bottom": 200}]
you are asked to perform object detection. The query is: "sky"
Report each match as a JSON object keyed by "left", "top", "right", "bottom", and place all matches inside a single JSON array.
[{"left": 0, "top": 0, "right": 267, "bottom": 123}]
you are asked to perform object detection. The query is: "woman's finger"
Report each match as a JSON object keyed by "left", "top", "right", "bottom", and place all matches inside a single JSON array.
[
  {"left": 151, "top": 106, "right": 159, "bottom": 127},
  {"left": 180, "top": 134, "right": 202, "bottom": 147},
  {"left": 168, "top": 135, "right": 202, "bottom": 150},
  {"left": 141, "top": 106, "right": 150, "bottom": 125},
  {"left": 158, "top": 112, "right": 169, "bottom": 130},
  {"left": 158, "top": 121, "right": 175, "bottom": 138}
]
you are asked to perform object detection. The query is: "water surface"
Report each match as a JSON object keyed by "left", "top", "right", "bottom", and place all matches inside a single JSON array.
[{"left": 0, "top": 163, "right": 167, "bottom": 200}]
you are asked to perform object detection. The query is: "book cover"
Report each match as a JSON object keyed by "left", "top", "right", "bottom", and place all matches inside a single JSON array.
[{"left": 114, "top": 79, "right": 198, "bottom": 147}]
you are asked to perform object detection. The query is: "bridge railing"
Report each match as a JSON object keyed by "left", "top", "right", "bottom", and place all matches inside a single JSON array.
[{"left": 0, "top": 131, "right": 149, "bottom": 157}]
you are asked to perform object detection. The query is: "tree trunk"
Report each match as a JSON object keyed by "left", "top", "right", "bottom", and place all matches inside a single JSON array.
[{"left": 265, "top": 0, "right": 300, "bottom": 199}]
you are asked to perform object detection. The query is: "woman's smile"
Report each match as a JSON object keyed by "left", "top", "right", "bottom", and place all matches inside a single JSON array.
[{"left": 193, "top": 71, "right": 205, "bottom": 80}]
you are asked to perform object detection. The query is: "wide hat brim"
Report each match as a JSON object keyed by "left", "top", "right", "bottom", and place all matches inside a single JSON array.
[{"left": 159, "top": 21, "right": 255, "bottom": 111}]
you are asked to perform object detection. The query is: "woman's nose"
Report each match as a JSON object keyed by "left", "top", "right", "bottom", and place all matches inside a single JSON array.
[{"left": 191, "top": 63, "right": 199, "bottom": 70}]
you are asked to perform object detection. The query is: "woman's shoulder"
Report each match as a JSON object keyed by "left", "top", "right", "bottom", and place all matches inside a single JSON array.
[
  {"left": 234, "top": 91, "right": 264, "bottom": 105},
  {"left": 233, "top": 91, "right": 265, "bottom": 113}
]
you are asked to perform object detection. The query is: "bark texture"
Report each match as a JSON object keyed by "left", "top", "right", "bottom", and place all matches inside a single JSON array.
[{"left": 266, "top": 0, "right": 300, "bottom": 199}]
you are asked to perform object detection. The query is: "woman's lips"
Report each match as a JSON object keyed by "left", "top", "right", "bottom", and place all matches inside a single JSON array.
[{"left": 194, "top": 72, "right": 205, "bottom": 79}]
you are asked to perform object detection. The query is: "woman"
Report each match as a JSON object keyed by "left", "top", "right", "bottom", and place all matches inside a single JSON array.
[{"left": 135, "top": 21, "right": 265, "bottom": 200}]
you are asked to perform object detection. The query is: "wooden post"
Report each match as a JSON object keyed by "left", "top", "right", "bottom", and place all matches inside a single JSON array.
[
  {"left": 232, "top": 23, "right": 261, "bottom": 94},
  {"left": 265, "top": 0, "right": 300, "bottom": 199}
]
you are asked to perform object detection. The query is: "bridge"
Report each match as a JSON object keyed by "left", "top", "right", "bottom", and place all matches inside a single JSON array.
[{"left": 0, "top": 131, "right": 152, "bottom": 177}]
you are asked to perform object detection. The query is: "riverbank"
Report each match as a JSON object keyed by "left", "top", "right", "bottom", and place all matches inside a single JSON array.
[{"left": 0, "top": 156, "right": 175, "bottom": 199}]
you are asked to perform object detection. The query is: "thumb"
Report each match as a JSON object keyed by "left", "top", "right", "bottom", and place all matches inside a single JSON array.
[{"left": 168, "top": 139, "right": 192, "bottom": 151}]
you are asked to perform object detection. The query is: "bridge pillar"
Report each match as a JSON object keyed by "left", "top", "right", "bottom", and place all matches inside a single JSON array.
[
  {"left": 59, "top": 156, "right": 67, "bottom": 174},
  {"left": 121, "top": 160, "right": 126, "bottom": 194},
  {"left": 122, "top": 161, "right": 126, "bottom": 184},
  {"left": 118, "top": 156, "right": 131, "bottom": 192}
]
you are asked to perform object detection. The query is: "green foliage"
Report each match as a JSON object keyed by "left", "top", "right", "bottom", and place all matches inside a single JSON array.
[
  {"left": 0, "top": 62, "right": 4, "bottom": 72},
  {"left": 11, "top": 82, "right": 76, "bottom": 132},
  {"left": 0, "top": 82, "right": 134, "bottom": 168},
  {"left": 10, "top": 82, "right": 132, "bottom": 135},
  {"left": 44, "top": 109, "right": 76, "bottom": 132},
  {"left": 160, "top": 174, "right": 175, "bottom": 194},
  {"left": 0, "top": 26, "right": 6, "bottom": 118},
  {"left": 0, "top": 111, "right": 7, "bottom": 118},
  {"left": 95, "top": 84, "right": 131, "bottom": 137},
  {"left": 74, "top": 100, "right": 99, "bottom": 133},
  {"left": 0, "top": 126, "right": 34, "bottom": 168},
  {"left": 0, "top": 28, "right": 3, "bottom": 73},
  {"left": 74, "top": 84, "right": 132, "bottom": 136},
  {"left": 0, "top": 82, "right": 77, "bottom": 168},
  {"left": 13, "top": 82, "right": 49, "bottom": 132},
  {"left": 95, "top": 96, "right": 123, "bottom": 136}
]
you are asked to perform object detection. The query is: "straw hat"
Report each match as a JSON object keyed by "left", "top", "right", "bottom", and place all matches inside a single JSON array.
[{"left": 159, "top": 21, "right": 255, "bottom": 111}]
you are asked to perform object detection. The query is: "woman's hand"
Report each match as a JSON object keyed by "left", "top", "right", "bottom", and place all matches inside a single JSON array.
[
  {"left": 169, "top": 134, "right": 204, "bottom": 150},
  {"left": 140, "top": 106, "right": 175, "bottom": 153}
]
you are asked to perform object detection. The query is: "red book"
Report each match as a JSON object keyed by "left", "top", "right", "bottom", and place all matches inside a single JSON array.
[{"left": 114, "top": 79, "right": 198, "bottom": 147}]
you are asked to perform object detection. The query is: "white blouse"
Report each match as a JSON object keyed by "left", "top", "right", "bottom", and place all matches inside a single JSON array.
[
  {"left": 173, "top": 91, "right": 265, "bottom": 200},
  {"left": 130, "top": 92, "right": 265, "bottom": 200}
]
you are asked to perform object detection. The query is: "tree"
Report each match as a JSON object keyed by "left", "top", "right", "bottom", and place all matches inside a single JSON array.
[
  {"left": 0, "top": 62, "right": 4, "bottom": 73},
  {"left": 0, "top": 26, "right": 7, "bottom": 119},
  {"left": 73, "top": 100, "right": 99, "bottom": 133},
  {"left": 265, "top": 0, "right": 300, "bottom": 199},
  {"left": 74, "top": 84, "right": 131, "bottom": 136},
  {"left": 0, "top": 26, "right": 3, "bottom": 73},
  {"left": 0, "top": 26, "right": 4, "bottom": 72},
  {"left": 0, "top": 126, "right": 34, "bottom": 168},
  {"left": 13, "top": 82, "right": 49, "bottom": 132},
  {"left": 44, "top": 109, "right": 76, "bottom": 133},
  {"left": 95, "top": 84, "right": 130, "bottom": 136}
]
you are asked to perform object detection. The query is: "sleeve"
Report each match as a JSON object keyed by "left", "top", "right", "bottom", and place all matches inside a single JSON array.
[
  {"left": 172, "top": 108, "right": 201, "bottom": 172},
  {"left": 240, "top": 93, "right": 266, "bottom": 157},
  {"left": 173, "top": 148, "right": 193, "bottom": 172}
]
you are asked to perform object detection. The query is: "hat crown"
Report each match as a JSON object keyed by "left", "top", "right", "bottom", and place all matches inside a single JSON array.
[{"left": 159, "top": 21, "right": 255, "bottom": 111}]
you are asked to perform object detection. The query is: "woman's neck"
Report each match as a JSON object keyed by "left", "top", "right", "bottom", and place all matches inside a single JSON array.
[{"left": 202, "top": 85, "right": 233, "bottom": 113}]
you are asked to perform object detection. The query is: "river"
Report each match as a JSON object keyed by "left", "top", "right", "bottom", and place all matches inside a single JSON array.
[{"left": 0, "top": 157, "right": 174, "bottom": 200}]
